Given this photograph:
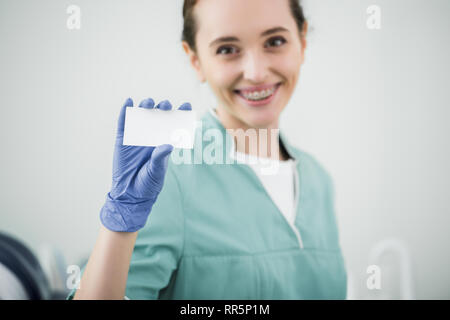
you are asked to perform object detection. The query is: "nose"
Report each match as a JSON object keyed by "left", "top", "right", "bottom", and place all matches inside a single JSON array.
[{"left": 242, "top": 50, "right": 270, "bottom": 83}]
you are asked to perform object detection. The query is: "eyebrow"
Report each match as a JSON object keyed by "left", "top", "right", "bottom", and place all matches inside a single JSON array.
[{"left": 209, "top": 26, "right": 289, "bottom": 48}]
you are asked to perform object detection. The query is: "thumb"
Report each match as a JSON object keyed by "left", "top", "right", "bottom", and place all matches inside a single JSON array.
[
  {"left": 117, "top": 98, "right": 133, "bottom": 137},
  {"left": 147, "top": 144, "right": 174, "bottom": 180}
]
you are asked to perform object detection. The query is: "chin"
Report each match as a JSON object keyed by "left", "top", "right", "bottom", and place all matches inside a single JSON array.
[
  {"left": 238, "top": 102, "right": 284, "bottom": 130},
  {"left": 244, "top": 110, "right": 279, "bottom": 129}
]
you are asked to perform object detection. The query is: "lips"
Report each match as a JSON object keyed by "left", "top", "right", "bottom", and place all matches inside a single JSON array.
[
  {"left": 233, "top": 82, "right": 282, "bottom": 107},
  {"left": 233, "top": 82, "right": 282, "bottom": 95}
]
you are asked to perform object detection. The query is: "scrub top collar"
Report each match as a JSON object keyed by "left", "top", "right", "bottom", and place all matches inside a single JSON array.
[{"left": 205, "top": 107, "right": 299, "bottom": 165}]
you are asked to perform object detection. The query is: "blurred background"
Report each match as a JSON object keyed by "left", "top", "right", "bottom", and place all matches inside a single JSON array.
[{"left": 0, "top": 0, "right": 449, "bottom": 299}]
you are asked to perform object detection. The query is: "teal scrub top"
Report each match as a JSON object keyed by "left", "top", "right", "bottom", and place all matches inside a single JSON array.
[{"left": 68, "top": 108, "right": 347, "bottom": 300}]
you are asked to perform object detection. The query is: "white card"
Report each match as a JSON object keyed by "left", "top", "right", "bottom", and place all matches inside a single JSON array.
[{"left": 123, "top": 107, "right": 197, "bottom": 149}]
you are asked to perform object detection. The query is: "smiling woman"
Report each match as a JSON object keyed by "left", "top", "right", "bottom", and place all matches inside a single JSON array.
[
  {"left": 70, "top": 0, "right": 347, "bottom": 300},
  {"left": 182, "top": 0, "right": 308, "bottom": 134}
]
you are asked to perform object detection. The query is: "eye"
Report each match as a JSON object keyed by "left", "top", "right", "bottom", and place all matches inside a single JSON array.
[
  {"left": 216, "top": 46, "right": 239, "bottom": 55},
  {"left": 265, "top": 36, "right": 287, "bottom": 48}
]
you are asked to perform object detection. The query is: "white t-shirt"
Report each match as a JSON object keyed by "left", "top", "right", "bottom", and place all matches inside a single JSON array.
[
  {"left": 233, "top": 151, "right": 296, "bottom": 225},
  {"left": 209, "top": 108, "right": 297, "bottom": 225}
]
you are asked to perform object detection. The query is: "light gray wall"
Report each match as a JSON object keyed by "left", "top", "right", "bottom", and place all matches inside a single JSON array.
[{"left": 0, "top": 0, "right": 449, "bottom": 299}]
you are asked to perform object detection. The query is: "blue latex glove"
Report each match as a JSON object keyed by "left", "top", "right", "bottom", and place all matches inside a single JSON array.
[{"left": 100, "top": 98, "right": 192, "bottom": 232}]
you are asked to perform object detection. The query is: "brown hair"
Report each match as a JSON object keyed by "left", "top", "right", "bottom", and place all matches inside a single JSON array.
[{"left": 182, "top": 0, "right": 307, "bottom": 53}]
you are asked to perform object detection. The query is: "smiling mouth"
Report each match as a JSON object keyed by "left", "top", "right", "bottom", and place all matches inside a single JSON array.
[{"left": 233, "top": 82, "right": 282, "bottom": 103}]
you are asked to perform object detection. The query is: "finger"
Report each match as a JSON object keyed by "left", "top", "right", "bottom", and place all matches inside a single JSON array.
[
  {"left": 155, "top": 100, "right": 173, "bottom": 111},
  {"left": 117, "top": 97, "right": 133, "bottom": 136},
  {"left": 146, "top": 144, "right": 174, "bottom": 180},
  {"left": 138, "top": 98, "right": 155, "bottom": 109},
  {"left": 178, "top": 102, "right": 192, "bottom": 110}
]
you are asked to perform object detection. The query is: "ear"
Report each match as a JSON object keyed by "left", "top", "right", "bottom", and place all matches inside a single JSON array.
[
  {"left": 182, "top": 41, "right": 206, "bottom": 83},
  {"left": 299, "top": 21, "right": 308, "bottom": 64}
]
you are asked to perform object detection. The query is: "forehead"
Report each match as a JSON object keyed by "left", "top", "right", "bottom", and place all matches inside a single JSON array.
[{"left": 194, "top": 0, "right": 295, "bottom": 40}]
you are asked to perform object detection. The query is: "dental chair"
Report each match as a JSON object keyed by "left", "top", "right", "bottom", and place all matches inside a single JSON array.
[{"left": 0, "top": 232, "right": 67, "bottom": 300}]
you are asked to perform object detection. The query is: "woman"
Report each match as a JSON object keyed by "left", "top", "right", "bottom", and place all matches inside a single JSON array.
[{"left": 71, "top": 0, "right": 347, "bottom": 300}]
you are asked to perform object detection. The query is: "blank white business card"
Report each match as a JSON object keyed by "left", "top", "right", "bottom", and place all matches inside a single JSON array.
[{"left": 123, "top": 107, "right": 197, "bottom": 149}]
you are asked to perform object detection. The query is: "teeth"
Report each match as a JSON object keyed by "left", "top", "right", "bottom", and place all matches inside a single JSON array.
[{"left": 242, "top": 87, "right": 275, "bottom": 101}]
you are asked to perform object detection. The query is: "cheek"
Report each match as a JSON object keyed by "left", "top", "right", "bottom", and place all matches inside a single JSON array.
[
  {"left": 277, "top": 53, "right": 302, "bottom": 79},
  {"left": 195, "top": 55, "right": 223, "bottom": 86},
  {"left": 274, "top": 43, "right": 303, "bottom": 69},
  {"left": 207, "top": 65, "right": 237, "bottom": 91}
]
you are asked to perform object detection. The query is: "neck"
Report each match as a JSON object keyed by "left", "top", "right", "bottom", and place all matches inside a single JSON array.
[{"left": 215, "top": 107, "right": 288, "bottom": 161}]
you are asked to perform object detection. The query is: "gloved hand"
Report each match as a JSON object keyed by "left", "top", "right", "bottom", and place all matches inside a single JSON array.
[{"left": 100, "top": 97, "right": 192, "bottom": 232}]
